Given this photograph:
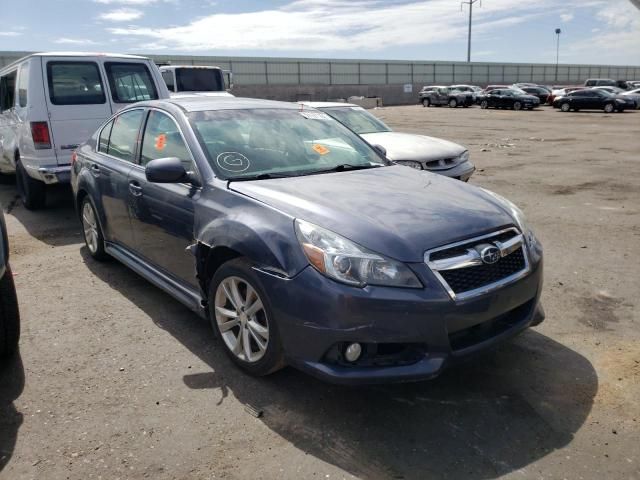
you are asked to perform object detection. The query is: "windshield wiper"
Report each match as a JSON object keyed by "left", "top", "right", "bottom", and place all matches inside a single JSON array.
[
  {"left": 306, "top": 163, "right": 383, "bottom": 175},
  {"left": 228, "top": 172, "right": 295, "bottom": 182}
]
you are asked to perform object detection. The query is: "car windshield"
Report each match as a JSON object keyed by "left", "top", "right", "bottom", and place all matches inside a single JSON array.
[
  {"left": 188, "top": 108, "right": 386, "bottom": 180},
  {"left": 320, "top": 106, "right": 392, "bottom": 135}
]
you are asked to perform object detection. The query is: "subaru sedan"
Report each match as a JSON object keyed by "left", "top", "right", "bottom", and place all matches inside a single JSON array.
[
  {"left": 71, "top": 97, "right": 544, "bottom": 384},
  {"left": 299, "top": 102, "right": 475, "bottom": 181}
]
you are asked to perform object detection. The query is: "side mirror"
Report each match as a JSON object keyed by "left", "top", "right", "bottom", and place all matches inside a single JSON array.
[
  {"left": 372, "top": 144, "right": 387, "bottom": 157},
  {"left": 145, "top": 157, "right": 188, "bottom": 183}
]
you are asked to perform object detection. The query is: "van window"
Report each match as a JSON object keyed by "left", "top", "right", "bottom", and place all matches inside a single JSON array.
[
  {"left": 140, "top": 110, "right": 192, "bottom": 170},
  {"left": 161, "top": 70, "right": 175, "bottom": 92},
  {"left": 105, "top": 62, "right": 158, "bottom": 103},
  {"left": 0, "top": 70, "right": 17, "bottom": 111},
  {"left": 47, "top": 62, "right": 106, "bottom": 105},
  {"left": 175, "top": 68, "right": 223, "bottom": 92},
  {"left": 18, "top": 63, "right": 29, "bottom": 107},
  {"left": 105, "top": 109, "right": 144, "bottom": 162},
  {"left": 98, "top": 119, "right": 114, "bottom": 153}
]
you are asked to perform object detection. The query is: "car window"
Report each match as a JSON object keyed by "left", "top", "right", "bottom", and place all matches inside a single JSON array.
[
  {"left": 141, "top": 110, "right": 193, "bottom": 170},
  {"left": 105, "top": 62, "right": 158, "bottom": 103},
  {"left": 0, "top": 70, "right": 17, "bottom": 111},
  {"left": 175, "top": 68, "right": 223, "bottom": 92},
  {"left": 321, "top": 106, "right": 391, "bottom": 135},
  {"left": 161, "top": 70, "right": 175, "bottom": 91},
  {"left": 105, "top": 109, "right": 144, "bottom": 162},
  {"left": 46, "top": 62, "right": 105, "bottom": 105},
  {"left": 98, "top": 119, "right": 114, "bottom": 153},
  {"left": 189, "top": 108, "right": 386, "bottom": 180},
  {"left": 18, "top": 63, "right": 29, "bottom": 107}
]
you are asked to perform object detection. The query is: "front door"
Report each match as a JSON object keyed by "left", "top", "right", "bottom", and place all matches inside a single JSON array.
[{"left": 127, "top": 109, "right": 199, "bottom": 288}]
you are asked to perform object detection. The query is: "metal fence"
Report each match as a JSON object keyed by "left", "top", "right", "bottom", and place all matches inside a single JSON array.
[{"left": 2, "top": 51, "right": 639, "bottom": 86}]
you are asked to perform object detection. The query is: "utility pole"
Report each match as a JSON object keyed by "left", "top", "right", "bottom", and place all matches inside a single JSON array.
[
  {"left": 555, "top": 28, "right": 562, "bottom": 81},
  {"left": 461, "top": 0, "right": 481, "bottom": 62}
]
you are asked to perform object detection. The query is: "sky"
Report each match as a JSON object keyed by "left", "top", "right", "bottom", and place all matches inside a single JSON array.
[{"left": 1, "top": 0, "right": 639, "bottom": 65}]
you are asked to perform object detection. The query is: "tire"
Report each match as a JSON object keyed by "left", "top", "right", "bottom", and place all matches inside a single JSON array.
[
  {"left": 422, "top": 98, "right": 430, "bottom": 107},
  {"left": 0, "top": 265, "right": 20, "bottom": 358},
  {"left": 560, "top": 103, "right": 571, "bottom": 112},
  {"left": 513, "top": 101, "right": 522, "bottom": 111},
  {"left": 15, "top": 159, "right": 46, "bottom": 210},
  {"left": 480, "top": 100, "right": 488, "bottom": 109},
  {"left": 80, "top": 197, "right": 108, "bottom": 261},
  {"left": 603, "top": 103, "right": 614, "bottom": 113},
  {"left": 448, "top": 98, "right": 458, "bottom": 108},
  {"left": 209, "top": 258, "right": 285, "bottom": 376}
]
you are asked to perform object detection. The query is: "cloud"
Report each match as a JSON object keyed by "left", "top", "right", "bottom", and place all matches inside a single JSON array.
[
  {"left": 99, "top": 8, "right": 143, "bottom": 21},
  {"left": 0, "top": 31, "right": 21, "bottom": 37},
  {"left": 560, "top": 12, "right": 574, "bottom": 22},
  {"left": 94, "top": 0, "right": 156, "bottom": 4},
  {"left": 54, "top": 37, "right": 99, "bottom": 45}
]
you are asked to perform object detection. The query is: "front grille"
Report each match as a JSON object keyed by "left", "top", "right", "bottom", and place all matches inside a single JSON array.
[
  {"left": 425, "top": 228, "right": 529, "bottom": 300},
  {"left": 440, "top": 248, "right": 525, "bottom": 294},
  {"left": 425, "top": 157, "right": 458, "bottom": 170}
]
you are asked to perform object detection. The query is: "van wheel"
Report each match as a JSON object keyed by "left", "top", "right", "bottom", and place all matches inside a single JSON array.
[
  {"left": 209, "top": 258, "right": 285, "bottom": 376},
  {"left": 0, "top": 264, "right": 20, "bottom": 357},
  {"left": 15, "top": 160, "right": 46, "bottom": 210}
]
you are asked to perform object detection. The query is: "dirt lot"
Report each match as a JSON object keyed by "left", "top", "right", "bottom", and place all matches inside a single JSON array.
[{"left": 1, "top": 105, "right": 639, "bottom": 480}]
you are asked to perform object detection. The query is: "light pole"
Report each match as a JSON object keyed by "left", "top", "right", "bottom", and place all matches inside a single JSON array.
[
  {"left": 555, "top": 28, "right": 561, "bottom": 81},
  {"left": 461, "top": 0, "right": 481, "bottom": 63}
]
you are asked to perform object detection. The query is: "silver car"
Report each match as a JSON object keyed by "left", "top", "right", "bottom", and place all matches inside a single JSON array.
[{"left": 299, "top": 102, "right": 475, "bottom": 181}]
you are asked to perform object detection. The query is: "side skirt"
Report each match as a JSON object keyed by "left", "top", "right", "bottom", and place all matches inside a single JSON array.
[{"left": 105, "top": 242, "right": 206, "bottom": 319}]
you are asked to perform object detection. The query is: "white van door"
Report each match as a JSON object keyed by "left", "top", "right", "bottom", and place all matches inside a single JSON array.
[{"left": 42, "top": 57, "right": 113, "bottom": 165}]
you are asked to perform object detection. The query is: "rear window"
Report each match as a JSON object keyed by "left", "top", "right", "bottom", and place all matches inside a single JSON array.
[
  {"left": 47, "top": 62, "right": 106, "bottom": 105},
  {"left": 175, "top": 68, "right": 223, "bottom": 92},
  {"left": 161, "top": 70, "right": 175, "bottom": 91},
  {"left": 98, "top": 119, "right": 114, "bottom": 153},
  {"left": 105, "top": 62, "right": 158, "bottom": 103}
]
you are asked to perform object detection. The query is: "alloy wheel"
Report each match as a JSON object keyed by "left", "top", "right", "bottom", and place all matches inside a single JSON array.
[
  {"left": 215, "top": 276, "right": 269, "bottom": 363},
  {"left": 480, "top": 100, "right": 488, "bottom": 109},
  {"left": 604, "top": 103, "right": 614, "bottom": 113},
  {"left": 561, "top": 103, "right": 570, "bottom": 112},
  {"left": 513, "top": 101, "right": 522, "bottom": 111},
  {"left": 82, "top": 201, "right": 99, "bottom": 254}
]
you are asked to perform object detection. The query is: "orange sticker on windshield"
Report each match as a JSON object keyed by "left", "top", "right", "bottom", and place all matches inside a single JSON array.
[
  {"left": 312, "top": 144, "right": 330, "bottom": 155},
  {"left": 155, "top": 133, "right": 167, "bottom": 151}
]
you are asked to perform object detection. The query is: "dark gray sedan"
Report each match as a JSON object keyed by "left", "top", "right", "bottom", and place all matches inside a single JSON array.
[
  {"left": 300, "top": 102, "right": 475, "bottom": 181},
  {"left": 72, "top": 96, "right": 544, "bottom": 384}
]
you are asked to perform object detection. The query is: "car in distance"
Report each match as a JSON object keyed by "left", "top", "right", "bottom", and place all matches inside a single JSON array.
[
  {"left": 519, "top": 86, "right": 551, "bottom": 104},
  {"left": 299, "top": 102, "right": 475, "bottom": 181},
  {"left": 72, "top": 96, "right": 544, "bottom": 384},
  {"left": 418, "top": 85, "right": 445, "bottom": 104},
  {"left": 0, "top": 207, "right": 20, "bottom": 357},
  {"left": 553, "top": 89, "right": 630, "bottom": 112},
  {"left": 621, "top": 88, "right": 640, "bottom": 108},
  {"left": 584, "top": 78, "right": 618, "bottom": 87},
  {"left": 421, "top": 87, "right": 474, "bottom": 108},
  {"left": 479, "top": 89, "right": 540, "bottom": 110},
  {"left": 449, "top": 84, "right": 483, "bottom": 100},
  {"left": 0, "top": 52, "right": 170, "bottom": 209}
]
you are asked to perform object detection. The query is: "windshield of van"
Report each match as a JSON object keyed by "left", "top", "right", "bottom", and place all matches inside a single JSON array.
[
  {"left": 176, "top": 68, "right": 223, "bottom": 92},
  {"left": 189, "top": 108, "right": 386, "bottom": 180},
  {"left": 319, "top": 106, "right": 391, "bottom": 134}
]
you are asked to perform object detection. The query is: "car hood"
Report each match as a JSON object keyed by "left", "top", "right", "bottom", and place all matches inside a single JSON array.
[
  {"left": 361, "top": 132, "right": 466, "bottom": 162},
  {"left": 229, "top": 166, "right": 515, "bottom": 262}
]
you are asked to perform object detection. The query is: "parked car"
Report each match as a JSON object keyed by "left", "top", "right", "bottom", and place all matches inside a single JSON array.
[
  {"left": 159, "top": 65, "right": 233, "bottom": 97},
  {"left": 519, "top": 86, "right": 551, "bottom": 104},
  {"left": 418, "top": 86, "right": 445, "bottom": 104},
  {"left": 553, "top": 89, "right": 630, "bottom": 112},
  {"left": 72, "top": 96, "right": 545, "bottom": 384},
  {"left": 0, "top": 207, "right": 20, "bottom": 357},
  {"left": 584, "top": 78, "right": 617, "bottom": 87},
  {"left": 299, "top": 102, "right": 475, "bottom": 181},
  {"left": 421, "top": 87, "right": 474, "bottom": 108},
  {"left": 621, "top": 88, "right": 640, "bottom": 108},
  {"left": 449, "top": 84, "right": 482, "bottom": 100},
  {"left": 479, "top": 89, "right": 540, "bottom": 110},
  {"left": 0, "top": 52, "right": 170, "bottom": 209}
]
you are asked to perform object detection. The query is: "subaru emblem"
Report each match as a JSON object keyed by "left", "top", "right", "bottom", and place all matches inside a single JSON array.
[{"left": 477, "top": 244, "right": 501, "bottom": 264}]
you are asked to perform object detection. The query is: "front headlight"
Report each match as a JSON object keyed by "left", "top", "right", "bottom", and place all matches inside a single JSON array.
[
  {"left": 457, "top": 150, "right": 470, "bottom": 163},
  {"left": 481, "top": 189, "right": 539, "bottom": 249},
  {"left": 396, "top": 160, "right": 423, "bottom": 170},
  {"left": 295, "top": 219, "right": 422, "bottom": 288}
]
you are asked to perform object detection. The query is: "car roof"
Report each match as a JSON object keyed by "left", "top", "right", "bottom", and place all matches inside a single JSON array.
[
  {"left": 160, "top": 65, "right": 222, "bottom": 69},
  {"left": 30, "top": 51, "right": 148, "bottom": 59},
  {"left": 298, "top": 101, "right": 358, "bottom": 108},
  {"left": 135, "top": 96, "right": 301, "bottom": 113}
]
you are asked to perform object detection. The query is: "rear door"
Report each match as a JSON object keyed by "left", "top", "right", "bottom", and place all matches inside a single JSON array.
[
  {"left": 102, "top": 60, "right": 162, "bottom": 112},
  {"left": 42, "top": 57, "right": 112, "bottom": 165}
]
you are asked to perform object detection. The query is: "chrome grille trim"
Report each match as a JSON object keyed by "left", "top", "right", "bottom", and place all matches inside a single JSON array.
[{"left": 424, "top": 227, "right": 531, "bottom": 301}]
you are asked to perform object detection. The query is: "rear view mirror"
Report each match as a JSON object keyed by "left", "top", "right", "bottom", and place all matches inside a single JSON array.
[
  {"left": 145, "top": 157, "right": 187, "bottom": 183},
  {"left": 372, "top": 144, "right": 387, "bottom": 157}
]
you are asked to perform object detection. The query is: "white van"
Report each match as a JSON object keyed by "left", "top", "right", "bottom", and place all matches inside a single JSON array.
[
  {"left": 0, "top": 52, "right": 170, "bottom": 209},
  {"left": 159, "top": 65, "right": 234, "bottom": 97}
]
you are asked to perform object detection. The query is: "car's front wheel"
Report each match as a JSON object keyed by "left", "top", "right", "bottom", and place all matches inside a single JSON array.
[
  {"left": 209, "top": 258, "right": 285, "bottom": 376},
  {"left": 422, "top": 98, "right": 430, "bottom": 107},
  {"left": 560, "top": 103, "right": 571, "bottom": 112},
  {"left": 480, "top": 100, "right": 488, "bottom": 109},
  {"left": 513, "top": 101, "right": 522, "bottom": 111},
  {"left": 603, "top": 103, "right": 614, "bottom": 113},
  {"left": 0, "top": 265, "right": 20, "bottom": 357},
  {"left": 81, "top": 197, "right": 108, "bottom": 261},
  {"left": 448, "top": 98, "right": 458, "bottom": 108}
]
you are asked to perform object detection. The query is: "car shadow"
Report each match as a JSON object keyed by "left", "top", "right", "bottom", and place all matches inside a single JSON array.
[
  {"left": 81, "top": 249, "right": 597, "bottom": 480},
  {"left": 0, "top": 183, "right": 81, "bottom": 247},
  {"left": 0, "top": 353, "right": 25, "bottom": 473}
]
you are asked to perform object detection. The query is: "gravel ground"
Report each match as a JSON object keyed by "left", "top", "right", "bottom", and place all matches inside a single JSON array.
[{"left": 0, "top": 105, "right": 639, "bottom": 480}]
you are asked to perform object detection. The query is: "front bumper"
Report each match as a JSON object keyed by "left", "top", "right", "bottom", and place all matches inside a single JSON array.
[
  {"left": 25, "top": 164, "right": 71, "bottom": 184},
  {"left": 258, "top": 249, "right": 543, "bottom": 385},
  {"left": 428, "top": 160, "right": 475, "bottom": 182}
]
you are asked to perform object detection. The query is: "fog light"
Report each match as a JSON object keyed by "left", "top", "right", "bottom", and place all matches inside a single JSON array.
[{"left": 344, "top": 343, "right": 362, "bottom": 362}]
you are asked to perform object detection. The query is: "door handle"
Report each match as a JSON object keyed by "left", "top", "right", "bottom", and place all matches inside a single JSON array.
[
  {"left": 129, "top": 181, "right": 143, "bottom": 197},
  {"left": 90, "top": 164, "right": 101, "bottom": 175}
]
